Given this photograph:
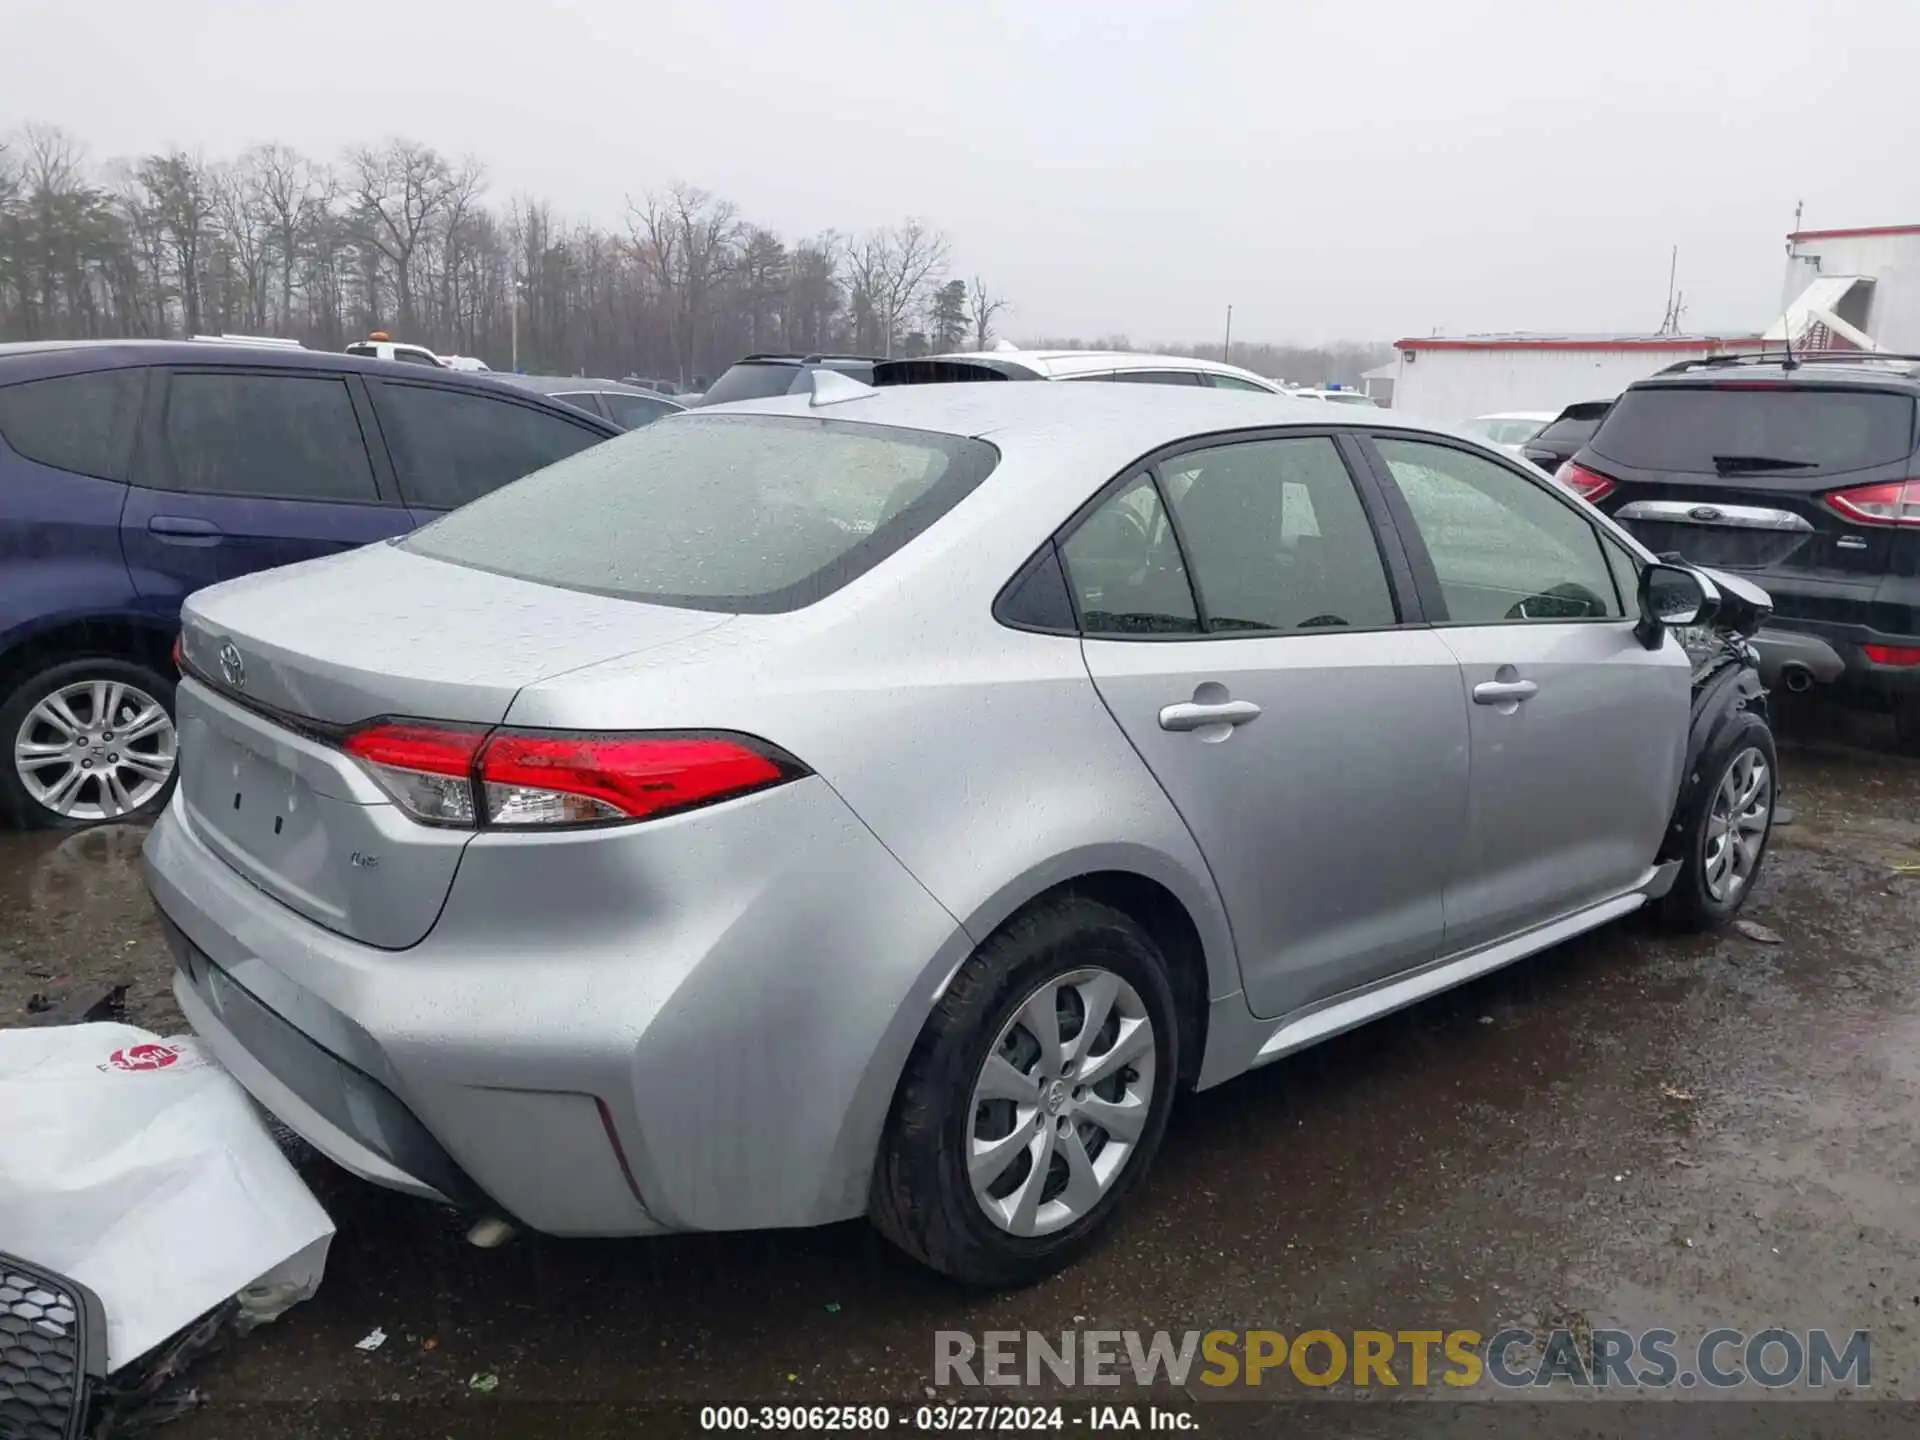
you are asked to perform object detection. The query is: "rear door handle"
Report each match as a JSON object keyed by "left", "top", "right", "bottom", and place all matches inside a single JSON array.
[
  {"left": 1159, "top": 699, "right": 1263, "bottom": 731},
  {"left": 1472, "top": 679, "right": 1539, "bottom": 704},
  {"left": 148, "top": 516, "right": 226, "bottom": 545}
]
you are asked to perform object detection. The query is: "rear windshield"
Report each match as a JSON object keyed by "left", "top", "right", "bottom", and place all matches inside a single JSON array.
[
  {"left": 1591, "top": 385, "right": 1917, "bottom": 475},
  {"left": 698, "top": 362, "right": 804, "bottom": 405},
  {"left": 402, "top": 414, "right": 999, "bottom": 612},
  {"left": 1534, "top": 412, "right": 1604, "bottom": 445}
]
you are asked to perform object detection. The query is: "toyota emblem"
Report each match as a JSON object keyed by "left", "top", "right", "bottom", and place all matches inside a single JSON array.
[
  {"left": 217, "top": 641, "right": 246, "bottom": 689},
  {"left": 1689, "top": 505, "right": 1723, "bottom": 523}
]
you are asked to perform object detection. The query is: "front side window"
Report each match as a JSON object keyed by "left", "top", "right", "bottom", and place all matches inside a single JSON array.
[
  {"left": 159, "top": 372, "right": 378, "bottom": 501},
  {"left": 403, "top": 413, "right": 997, "bottom": 612},
  {"left": 0, "top": 368, "right": 145, "bottom": 480},
  {"left": 377, "top": 384, "right": 604, "bottom": 509},
  {"left": 1059, "top": 474, "right": 1199, "bottom": 635},
  {"left": 1376, "top": 437, "right": 1621, "bottom": 624},
  {"left": 553, "top": 391, "right": 609, "bottom": 419},
  {"left": 1159, "top": 437, "right": 1397, "bottom": 631}
]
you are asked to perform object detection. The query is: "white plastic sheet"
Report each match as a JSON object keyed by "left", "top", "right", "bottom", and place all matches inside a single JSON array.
[{"left": 0, "top": 1022, "right": 334, "bottom": 1371}]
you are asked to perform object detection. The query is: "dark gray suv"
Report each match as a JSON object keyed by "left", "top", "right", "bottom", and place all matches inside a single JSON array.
[{"left": 1565, "top": 352, "right": 1920, "bottom": 750}]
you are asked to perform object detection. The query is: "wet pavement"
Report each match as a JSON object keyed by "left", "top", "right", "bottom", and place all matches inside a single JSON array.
[{"left": 4, "top": 705, "right": 1920, "bottom": 1436}]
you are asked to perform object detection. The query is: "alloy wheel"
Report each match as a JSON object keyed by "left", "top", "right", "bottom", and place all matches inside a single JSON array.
[
  {"left": 1703, "top": 746, "right": 1771, "bottom": 903},
  {"left": 13, "top": 679, "right": 176, "bottom": 822},
  {"left": 966, "top": 967, "right": 1158, "bottom": 1237}
]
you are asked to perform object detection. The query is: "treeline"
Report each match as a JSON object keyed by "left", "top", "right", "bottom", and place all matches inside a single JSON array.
[{"left": 0, "top": 123, "right": 1012, "bottom": 382}]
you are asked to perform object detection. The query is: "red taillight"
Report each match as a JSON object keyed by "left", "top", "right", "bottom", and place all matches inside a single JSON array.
[
  {"left": 1826, "top": 479, "right": 1920, "bottom": 527},
  {"left": 342, "top": 722, "right": 487, "bottom": 825},
  {"left": 171, "top": 634, "right": 183, "bottom": 672},
  {"left": 479, "top": 732, "right": 789, "bottom": 827},
  {"left": 1864, "top": 644, "right": 1920, "bottom": 667},
  {"left": 340, "top": 722, "right": 800, "bottom": 828},
  {"left": 1557, "top": 461, "right": 1616, "bottom": 504}
]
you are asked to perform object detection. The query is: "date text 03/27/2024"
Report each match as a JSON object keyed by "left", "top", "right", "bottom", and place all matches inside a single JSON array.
[{"left": 698, "top": 1405, "right": 1193, "bottom": 1431}]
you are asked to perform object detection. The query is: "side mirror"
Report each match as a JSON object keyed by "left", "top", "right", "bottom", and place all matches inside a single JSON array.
[{"left": 1636, "top": 562, "right": 1718, "bottom": 648}]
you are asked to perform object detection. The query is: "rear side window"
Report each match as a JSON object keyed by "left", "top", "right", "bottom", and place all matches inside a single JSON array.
[
  {"left": 553, "top": 392, "right": 608, "bottom": 419},
  {"left": 1159, "top": 437, "right": 1397, "bottom": 631},
  {"left": 0, "top": 369, "right": 145, "bottom": 481},
  {"left": 1107, "top": 370, "right": 1205, "bottom": 386},
  {"left": 402, "top": 413, "right": 999, "bottom": 612},
  {"left": 376, "top": 384, "right": 605, "bottom": 509},
  {"left": 1060, "top": 474, "right": 1200, "bottom": 635},
  {"left": 1591, "top": 386, "right": 1917, "bottom": 476},
  {"left": 698, "top": 363, "right": 803, "bottom": 405},
  {"left": 600, "top": 392, "right": 677, "bottom": 429},
  {"left": 1207, "top": 373, "right": 1271, "bottom": 393},
  {"left": 159, "top": 372, "right": 378, "bottom": 501}
]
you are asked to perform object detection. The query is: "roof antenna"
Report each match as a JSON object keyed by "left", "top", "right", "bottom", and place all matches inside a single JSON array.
[{"left": 1780, "top": 201, "right": 1802, "bottom": 371}]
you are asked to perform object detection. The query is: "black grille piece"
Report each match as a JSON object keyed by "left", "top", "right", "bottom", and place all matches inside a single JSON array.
[{"left": 0, "top": 1255, "right": 105, "bottom": 1440}]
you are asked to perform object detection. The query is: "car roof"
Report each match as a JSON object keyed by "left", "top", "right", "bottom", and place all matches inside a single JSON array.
[
  {"left": 703, "top": 373, "right": 1476, "bottom": 463},
  {"left": 1635, "top": 355, "right": 1920, "bottom": 391},
  {"left": 926, "top": 348, "right": 1278, "bottom": 387},
  {"left": 1476, "top": 410, "right": 1557, "bottom": 421},
  {"left": 498, "top": 373, "right": 684, "bottom": 402},
  {"left": 0, "top": 340, "right": 622, "bottom": 426}
]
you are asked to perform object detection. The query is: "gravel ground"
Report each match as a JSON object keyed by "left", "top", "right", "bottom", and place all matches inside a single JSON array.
[{"left": 4, "top": 703, "right": 1919, "bottom": 1438}]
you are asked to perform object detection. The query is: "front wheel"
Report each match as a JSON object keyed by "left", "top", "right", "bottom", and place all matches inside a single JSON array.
[
  {"left": 869, "top": 896, "right": 1179, "bottom": 1288},
  {"left": 0, "top": 657, "right": 179, "bottom": 828},
  {"left": 1659, "top": 714, "right": 1777, "bottom": 931}
]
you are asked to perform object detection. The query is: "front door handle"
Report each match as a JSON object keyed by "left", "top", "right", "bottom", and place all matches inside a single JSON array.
[
  {"left": 1159, "top": 699, "right": 1263, "bottom": 731},
  {"left": 1472, "top": 679, "right": 1539, "bottom": 705},
  {"left": 148, "top": 515, "right": 226, "bottom": 546}
]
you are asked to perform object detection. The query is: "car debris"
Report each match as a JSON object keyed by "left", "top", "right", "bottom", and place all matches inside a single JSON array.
[
  {"left": 0, "top": 1022, "right": 334, "bottom": 1375},
  {"left": 355, "top": 1327, "right": 388, "bottom": 1353}
]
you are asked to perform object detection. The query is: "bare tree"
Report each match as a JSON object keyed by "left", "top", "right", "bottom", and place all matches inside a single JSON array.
[
  {"left": 346, "top": 139, "right": 460, "bottom": 334},
  {"left": 629, "top": 183, "right": 740, "bottom": 383},
  {"left": 969, "top": 276, "right": 1009, "bottom": 351},
  {"left": 848, "top": 218, "right": 950, "bottom": 357},
  {"left": 254, "top": 143, "right": 328, "bottom": 333},
  {"left": 210, "top": 152, "right": 273, "bottom": 331}
]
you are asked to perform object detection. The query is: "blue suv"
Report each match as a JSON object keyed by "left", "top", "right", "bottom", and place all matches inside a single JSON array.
[{"left": 0, "top": 340, "right": 621, "bottom": 828}]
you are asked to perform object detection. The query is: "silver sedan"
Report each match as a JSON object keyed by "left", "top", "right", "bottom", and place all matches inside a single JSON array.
[{"left": 146, "top": 378, "right": 1775, "bottom": 1286}]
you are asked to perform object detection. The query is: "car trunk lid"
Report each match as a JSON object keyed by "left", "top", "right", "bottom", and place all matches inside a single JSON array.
[{"left": 176, "top": 542, "right": 733, "bottom": 948}]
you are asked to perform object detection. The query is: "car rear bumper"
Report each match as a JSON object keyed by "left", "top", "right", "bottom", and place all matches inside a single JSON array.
[
  {"left": 1754, "top": 618, "right": 1920, "bottom": 696},
  {"left": 143, "top": 774, "right": 973, "bottom": 1236}
]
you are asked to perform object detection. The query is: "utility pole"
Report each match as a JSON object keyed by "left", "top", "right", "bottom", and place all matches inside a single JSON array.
[
  {"left": 510, "top": 284, "right": 519, "bottom": 373},
  {"left": 1223, "top": 305, "right": 1233, "bottom": 363},
  {"left": 1661, "top": 245, "right": 1678, "bottom": 333}
]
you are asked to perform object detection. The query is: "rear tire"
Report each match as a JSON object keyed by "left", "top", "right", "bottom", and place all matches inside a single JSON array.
[
  {"left": 869, "top": 895, "right": 1179, "bottom": 1289},
  {"left": 0, "top": 657, "right": 178, "bottom": 829},
  {"left": 1659, "top": 714, "right": 1777, "bottom": 931}
]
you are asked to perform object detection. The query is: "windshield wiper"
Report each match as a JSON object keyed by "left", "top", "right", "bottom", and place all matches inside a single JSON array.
[{"left": 1710, "top": 454, "right": 1817, "bottom": 474}]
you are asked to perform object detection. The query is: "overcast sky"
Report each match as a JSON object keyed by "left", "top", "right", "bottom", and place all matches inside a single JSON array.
[{"left": 6, "top": 0, "right": 1916, "bottom": 345}]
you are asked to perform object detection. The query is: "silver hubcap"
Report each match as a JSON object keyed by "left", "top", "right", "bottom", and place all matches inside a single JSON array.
[
  {"left": 14, "top": 679, "right": 176, "bottom": 821},
  {"left": 1704, "top": 746, "right": 1771, "bottom": 902},
  {"left": 966, "top": 967, "right": 1157, "bottom": 1237}
]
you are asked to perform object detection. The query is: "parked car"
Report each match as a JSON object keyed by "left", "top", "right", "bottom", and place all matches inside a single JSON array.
[
  {"left": 686, "top": 353, "right": 880, "bottom": 407},
  {"left": 148, "top": 377, "right": 1774, "bottom": 1287},
  {"left": 1564, "top": 351, "right": 1920, "bottom": 751},
  {"left": 1462, "top": 410, "right": 1557, "bottom": 460},
  {"left": 0, "top": 340, "right": 621, "bottom": 828},
  {"left": 342, "top": 332, "right": 445, "bottom": 368},
  {"left": 872, "top": 348, "right": 1283, "bottom": 392},
  {"left": 1520, "top": 399, "right": 1612, "bottom": 475},
  {"left": 1285, "top": 387, "right": 1378, "bottom": 406},
  {"left": 493, "top": 374, "right": 685, "bottom": 430}
]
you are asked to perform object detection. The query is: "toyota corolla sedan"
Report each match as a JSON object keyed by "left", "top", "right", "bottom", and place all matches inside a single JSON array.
[{"left": 146, "top": 377, "right": 1776, "bottom": 1287}]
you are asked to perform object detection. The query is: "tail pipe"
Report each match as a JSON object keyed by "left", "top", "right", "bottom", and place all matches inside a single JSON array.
[{"left": 1780, "top": 664, "right": 1815, "bottom": 694}]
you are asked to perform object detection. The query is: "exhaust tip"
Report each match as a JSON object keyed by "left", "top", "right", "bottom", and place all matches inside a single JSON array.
[
  {"left": 465, "top": 1217, "right": 518, "bottom": 1249},
  {"left": 1780, "top": 664, "right": 1815, "bottom": 693}
]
